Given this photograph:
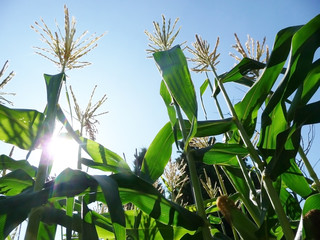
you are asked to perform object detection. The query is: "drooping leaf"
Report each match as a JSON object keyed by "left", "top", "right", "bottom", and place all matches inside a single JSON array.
[
  {"left": 260, "top": 15, "right": 320, "bottom": 150},
  {"left": 153, "top": 45, "right": 197, "bottom": 124},
  {"left": 0, "top": 154, "right": 36, "bottom": 177},
  {"left": 141, "top": 118, "right": 236, "bottom": 183},
  {"left": 56, "top": 107, "right": 131, "bottom": 173},
  {"left": 0, "top": 104, "right": 44, "bottom": 150},
  {"left": 81, "top": 201, "right": 99, "bottom": 240},
  {"left": 0, "top": 188, "right": 50, "bottom": 239},
  {"left": 213, "top": 58, "right": 265, "bottom": 96},
  {"left": 110, "top": 173, "right": 204, "bottom": 231},
  {"left": 153, "top": 45, "right": 198, "bottom": 151},
  {"left": 52, "top": 168, "right": 96, "bottom": 198},
  {"left": 141, "top": 122, "right": 174, "bottom": 183},
  {"left": 0, "top": 169, "right": 34, "bottom": 195},
  {"left": 234, "top": 25, "right": 301, "bottom": 140},
  {"left": 281, "top": 159, "right": 312, "bottom": 198},
  {"left": 202, "top": 143, "right": 248, "bottom": 167},
  {"left": 293, "top": 100, "right": 320, "bottom": 125},
  {"left": 79, "top": 137, "right": 131, "bottom": 174},
  {"left": 279, "top": 187, "right": 301, "bottom": 221},
  {"left": 288, "top": 59, "right": 320, "bottom": 118},
  {"left": 257, "top": 15, "right": 320, "bottom": 180},
  {"left": 92, "top": 175, "right": 126, "bottom": 240}
]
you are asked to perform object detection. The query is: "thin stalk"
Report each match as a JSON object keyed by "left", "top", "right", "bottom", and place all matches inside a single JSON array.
[
  {"left": 207, "top": 73, "right": 260, "bottom": 224},
  {"left": 209, "top": 63, "right": 294, "bottom": 239},
  {"left": 174, "top": 101, "right": 212, "bottom": 239},
  {"left": 214, "top": 165, "right": 227, "bottom": 196},
  {"left": 25, "top": 73, "right": 64, "bottom": 240},
  {"left": 263, "top": 177, "right": 294, "bottom": 239},
  {"left": 213, "top": 165, "right": 238, "bottom": 238},
  {"left": 298, "top": 146, "right": 320, "bottom": 192}
]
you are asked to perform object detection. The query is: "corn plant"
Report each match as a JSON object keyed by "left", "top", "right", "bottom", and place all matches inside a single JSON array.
[{"left": 0, "top": 8, "right": 320, "bottom": 240}]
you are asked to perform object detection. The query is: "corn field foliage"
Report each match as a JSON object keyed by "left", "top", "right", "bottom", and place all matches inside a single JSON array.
[{"left": 0, "top": 13, "right": 320, "bottom": 240}]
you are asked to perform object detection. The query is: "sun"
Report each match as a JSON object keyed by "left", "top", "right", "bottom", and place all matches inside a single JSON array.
[{"left": 47, "top": 132, "right": 80, "bottom": 175}]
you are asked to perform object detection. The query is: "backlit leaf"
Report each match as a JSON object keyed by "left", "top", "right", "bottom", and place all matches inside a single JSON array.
[{"left": 0, "top": 104, "right": 44, "bottom": 150}]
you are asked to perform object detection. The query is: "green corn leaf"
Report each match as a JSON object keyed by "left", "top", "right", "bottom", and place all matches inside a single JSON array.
[
  {"left": 202, "top": 143, "right": 248, "bottom": 167},
  {"left": 37, "top": 222, "right": 56, "bottom": 240},
  {"left": 110, "top": 173, "right": 204, "bottom": 231},
  {"left": 92, "top": 175, "right": 126, "bottom": 240},
  {"left": 0, "top": 104, "right": 44, "bottom": 150},
  {"left": 43, "top": 73, "right": 65, "bottom": 123},
  {"left": 293, "top": 100, "right": 320, "bottom": 125},
  {"left": 288, "top": 59, "right": 320, "bottom": 119},
  {"left": 222, "top": 166, "right": 260, "bottom": 223},
  {"left": 79, "top": 137, "right": 131, "bottom": 173},
  {"left": 81, "top": 201, "right": 99, "bottom": 240},
  {"left": 53, "top": 169, "right": 125, "bottom": 240},
  {"left": 279, "top": 187, "right": 301, "bottom": 221},
  {"left": 160, "top": 80, "right": 177, "bottom": 129},
  {"left": 0, "top": 169, "right": 34, "bottom": 195},
  {"left": 234, "top": 25, "right": 301, "bottom": 140},
  {"left": 0, "top": 154, "right": 36, "bottom": 177},
  {"left": 141, "top": 122, "right": 174, "bottom": 183},
  {"left": 56, "top": 106, "right": 131, "bottom": 173},
  {"left": 52, "top": 168, "right": 96, "bottom": 198},
  {"left": 281, "top": 159, "right": 312, "bottom": 198},
  {"left": 141, "top": 118, "right": 236, "bottom": 183},
  {"left": 217, "top": 196, "right": 259, "bottom": 240},
  {"left": 153, "top": 45, "right": 197, "bottom": 124},
  {"left": 0, "top": 188, "right": 50, "bottom": 239},
  {"left": 200, "top": 79, "right": 210, "bottom": 119},
  {"left": 160, "top": 80, "right": 179, "bottom": 148},
  {"left": 125, "top": 209, "right": 196, "bottom": 240},
  {"left": 153, "top": 45, "right": 198, "bottom": 151},
  {"left": 259, "top": 15, "right": 320, "bottom": 152},
  {"left": 213, "top": 57, "right": 265, "bottom": 97}
]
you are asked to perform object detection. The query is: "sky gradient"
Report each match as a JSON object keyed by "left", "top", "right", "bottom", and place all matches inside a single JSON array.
[{"left": 1, "top": 0, "right": 319, "bottom": 172}]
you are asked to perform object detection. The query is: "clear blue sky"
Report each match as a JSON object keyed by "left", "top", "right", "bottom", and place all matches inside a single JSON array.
[{"left": 1, "top": 0, "right": 319, "bottom": 172}]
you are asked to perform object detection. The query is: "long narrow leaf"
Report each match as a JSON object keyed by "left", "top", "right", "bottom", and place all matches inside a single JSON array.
[
  {"left": 111, "top": 173, "right": 204, "bottom": 231},
  {"left": 153, "top": 45, "right": 197, "bottom": 123}
]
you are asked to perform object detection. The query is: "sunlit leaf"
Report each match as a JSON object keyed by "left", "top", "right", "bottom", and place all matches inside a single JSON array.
[
  {"left": 0, "top": 104, "right": 44, "bottom": 150},
  {"left": 0, "top": 188, "right": 50, "bottom": 239},
  {"left": 110, "top": 173, "right": 204, "bottom": 231},
  {"left": 213, "top": 58, "right": 265, "bottom": 96},
  {"left": 281, "top": 159, "right": 312, "bottom": 198},
  {"left": 202, "top": 143, "right": 248, "bottom": 166},
  {"left": 92, "top": 175, "right": 126, "bottom": 240},
  {"left": 56, "top": 107, "right": 131, "bottom": 173},
  {"left": 153, "top": 45, "right": 197, "bottom": 123},
  {"left": 125, "top": 210, "right": 196, "bottom": 240},
  {"left": 141, "top": 118, "right": 236, "bottom": 183},
  {"left": 0, "top": 169, "right": 34, "bottom": 195},
  {"left": 0, "top": 154, "right": 36, "bottom": 177},
  {"left": 79, "top": 137, "right": 131, "bottom": 173},
  {"left": 235, "top": 25, "right": 301, "bottom": 140}
]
